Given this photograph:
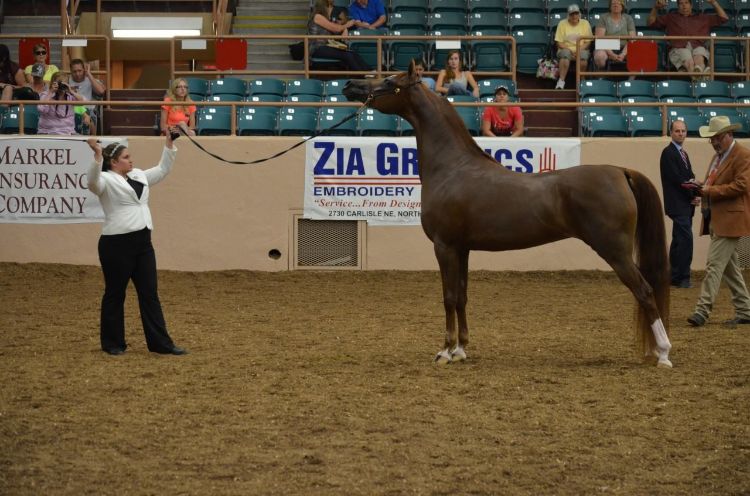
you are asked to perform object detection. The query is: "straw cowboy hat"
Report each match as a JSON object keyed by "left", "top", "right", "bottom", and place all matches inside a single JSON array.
[{"left": 699, "top": 115, "right": 742, "bottom": 138}]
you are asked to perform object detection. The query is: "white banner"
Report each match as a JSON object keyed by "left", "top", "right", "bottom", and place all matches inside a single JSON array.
[
  {"left": 0, "top": 136, "right": 124, "bottom": 224},
  {"left": 305, "top": 137, "right": 582, "bottom": 225}
]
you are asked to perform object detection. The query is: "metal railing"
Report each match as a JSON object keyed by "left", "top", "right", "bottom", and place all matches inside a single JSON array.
[{"left": 4, "top": 99, "right": 747, "bottom": 137}]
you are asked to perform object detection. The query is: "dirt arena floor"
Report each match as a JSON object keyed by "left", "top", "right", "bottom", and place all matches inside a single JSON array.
[{"left": 1, "top": 262, "right": 748, "bottom": 495}]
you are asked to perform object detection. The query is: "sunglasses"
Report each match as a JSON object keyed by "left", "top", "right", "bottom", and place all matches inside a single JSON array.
[
  {"left": 176, "top": 85, "right": 189, "bottom": 88},
  {"left": 35, "top": 50, "right": 47, "bottom": 55}
]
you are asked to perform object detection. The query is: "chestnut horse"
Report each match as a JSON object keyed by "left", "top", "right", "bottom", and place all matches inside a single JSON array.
[{"left": 343, "top": 62, "right": 673, "bottom": 368}]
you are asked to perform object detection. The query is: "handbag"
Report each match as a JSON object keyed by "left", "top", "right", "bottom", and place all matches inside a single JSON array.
[
  {"left": 326, "top": 39, "right": 349, "bottom": 50},
  {"left": 536, "top": 53, "right": 559, "bottom": 80}
]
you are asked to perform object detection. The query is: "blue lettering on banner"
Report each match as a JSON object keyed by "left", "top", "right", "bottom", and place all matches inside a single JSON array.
[
  {"left": 376, "top": 143, "right": 420, "bottom": 176},
  {"left": 313, "top": 186, "right": 415, "bottom": 196},
  {"left": 484, "top": 147, "right": 534, "bottom": 173},
  {"left": 313, "top": 141, "right": 366, "bottom": 176}
]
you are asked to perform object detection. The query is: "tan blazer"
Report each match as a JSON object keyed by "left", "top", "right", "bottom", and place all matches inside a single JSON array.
[{"left": 701, "top": 141, "right": 750, "bottom": 237}]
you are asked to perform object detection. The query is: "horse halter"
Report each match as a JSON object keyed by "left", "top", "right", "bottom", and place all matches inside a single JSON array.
[{"left": 365, "top": 77, "right": 421, "bottom": 103}]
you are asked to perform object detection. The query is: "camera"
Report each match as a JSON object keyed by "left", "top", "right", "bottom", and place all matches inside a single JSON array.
[{"left": 57, "top": 82, "right": 68, "bottom": 92}]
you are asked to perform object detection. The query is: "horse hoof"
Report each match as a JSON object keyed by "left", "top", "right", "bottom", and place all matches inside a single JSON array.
[
  {"left": 434, "top": 350, "right": 452, "bottom": 365},
  {"left": 656, "top": 358, "right": 673, "bottom": 369},
  {"left": 450, "top": 347, "right": 467, "bottom": 362}
]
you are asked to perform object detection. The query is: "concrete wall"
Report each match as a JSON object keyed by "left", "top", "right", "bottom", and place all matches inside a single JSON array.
[{"left": 0, "top": 136, "right": 723, "bottom": 272}]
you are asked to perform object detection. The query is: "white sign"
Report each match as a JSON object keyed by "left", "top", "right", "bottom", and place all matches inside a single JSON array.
[
  {"left": 305, "top": 137, "right": 581, "bottom": 225},
  {"left": 0, "top": 136, "right": 124, "bottom": 224}
]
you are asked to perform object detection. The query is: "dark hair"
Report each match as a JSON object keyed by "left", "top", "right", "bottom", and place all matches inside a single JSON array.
[
  {"left": 0, "top": 44, "right": 19, "bottom": 84},
  {"left": 70, "top": 58, "right": 85, "bottom": 69},
  {"left": 412, "top": 58, "right": 426, "bottom": 68},
  {"left": 102, "top": 143, "right": 126, "bottom": 171}
]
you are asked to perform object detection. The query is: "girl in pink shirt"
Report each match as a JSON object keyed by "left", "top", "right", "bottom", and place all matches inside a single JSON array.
[{"left": 160, "top": 78, "right": 196, "bottom": 136}]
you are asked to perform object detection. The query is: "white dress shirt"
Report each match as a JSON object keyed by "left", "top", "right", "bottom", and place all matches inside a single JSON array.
[{"left": 87, "top": 146, "right": 176, "bottom": 235}]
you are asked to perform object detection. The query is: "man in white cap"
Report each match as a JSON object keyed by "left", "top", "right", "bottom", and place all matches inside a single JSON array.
[
  {"left": 686, "top": 115, "right": 750, "bottom": 327},
  {"left": 553, "top": 3, "right": 592, "bottom": 90}
]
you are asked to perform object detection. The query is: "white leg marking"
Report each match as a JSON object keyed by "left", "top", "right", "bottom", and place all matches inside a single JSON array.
[
  {"left": 434, "top": 348, "right": 452, "bottom": 364},
  {"left": 450, "top": 345, "right": 467, "bottom": 362},
  {"left": 651, "top": 318, "right": 673, "bottom": 368}
]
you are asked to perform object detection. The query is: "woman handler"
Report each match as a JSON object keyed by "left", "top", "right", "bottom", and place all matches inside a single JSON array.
[{"left": 86, "top": 132, "right": 187, "bottom": 356}]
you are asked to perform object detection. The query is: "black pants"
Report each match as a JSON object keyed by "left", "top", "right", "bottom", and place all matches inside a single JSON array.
[
  {"left": 669, "top": 214, "right": 694, "bottom": 285},
  {"left": 311, "top": 46, "right": 371, "bottom": 71},
  {"left": 98, "top": 228, "right": 174, "bottom": 352}
]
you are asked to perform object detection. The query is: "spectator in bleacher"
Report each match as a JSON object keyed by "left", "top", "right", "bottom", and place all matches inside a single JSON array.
[
  {"left": 593, "top": 0, "right": 636, "bottom": 70},
  {"left": 38, "top": 72, "right": 85, "bottom": 135},
  {"left": 348, "top": 0, "right": 387, "bottom": 31},
  {"left": 24, "top": 43, "right": 59, "bottom": 84},
  {"left": 0, "top": 44, "right": 27, "bottom": 104},
  {"left": 68, "top": 59, "right": 106, "bottom": 135},
  {"left": 413, "top": 58, "right": 436, "bottom": 91},
  {"left": 29, "top": 63, "right": 48, "bottom": 97},
  {"left": 435, "top": 50, "right": 480, "bottom": 98},
  {"left": 481, "top": 85, "right": 523, "bottom": 137},
  {"left": 648, "top": 0, "right": 728, "bottom": 75},
  {"left": 554, "top": 4, "right": 592, "bottom": 90},
  {"left": 160, "top": 78, "right": 196, "bottom": 137},
  {"left": 308, "top": 0, "right": 372, "bottom": 71}
]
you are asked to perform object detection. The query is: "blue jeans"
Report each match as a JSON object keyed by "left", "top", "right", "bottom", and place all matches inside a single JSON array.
[{"left": 447, "top": 82, "right": 472, "bottom": 96}]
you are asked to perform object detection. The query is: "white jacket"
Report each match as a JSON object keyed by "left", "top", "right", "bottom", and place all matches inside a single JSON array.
[{"left": 88, "top": 146, "right": 176, "bottom": 235}]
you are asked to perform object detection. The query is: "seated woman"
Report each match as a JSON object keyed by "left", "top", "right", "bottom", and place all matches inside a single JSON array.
[
  {"left": 413, "top": 58, "right": 436, "bottom": 91},
  {"left": 308, "top": 0, "right": 371, "bottom": 72},
  {"left": 38, "top": 72, "right": 84, "bottom": 135},
  {"left": 24, "top": 43, "right": 59, "bottom": 84},
  {"left": 481, "top": 85, "right": 523, "bottom": 137},
  {"left": 593, "top": 0, "right": 635, "bottom": 70},
  {"left": 0, "top": 44, "right": 27, "bottom": 103},
  {"left": 160, "top": 78, "right": 197, "bottom": 137},
  {"left": 435, "top": 50, "right": 479, "bottom": 98}
]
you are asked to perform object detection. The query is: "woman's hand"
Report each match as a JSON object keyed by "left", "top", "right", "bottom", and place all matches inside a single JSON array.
[{"left": 87, "top": 138, "right": 102, "bottom": 160}]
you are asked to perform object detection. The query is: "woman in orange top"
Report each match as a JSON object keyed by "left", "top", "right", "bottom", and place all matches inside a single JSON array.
[{"left": 160, "top": 78, "right": 196, "bottom": 136}]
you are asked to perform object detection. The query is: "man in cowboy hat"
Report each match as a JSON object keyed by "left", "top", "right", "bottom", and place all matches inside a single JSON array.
[{"left": 687, "top": 115, "right": 750, "bottom": 327}]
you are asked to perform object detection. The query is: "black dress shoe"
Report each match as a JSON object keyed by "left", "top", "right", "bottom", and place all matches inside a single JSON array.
[
  {"left": 104, "top": 348, "right": 125, "bottom": 356},
  {"left": 671, "top": 281, "right": 692, "bottom": 289},
  {"left": 152, "top": 346, "right": 188, "bottom": 355},
  {"left": 687, "top": 313, "right": 706, "bottom": 327},
  {"left": 723, "top": 317, "right": 750, "bottom": 325}
]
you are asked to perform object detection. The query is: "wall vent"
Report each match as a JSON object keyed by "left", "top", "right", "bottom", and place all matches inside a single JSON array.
[{"left": 292, "top": 214, "right": 365, "bottom": 270}]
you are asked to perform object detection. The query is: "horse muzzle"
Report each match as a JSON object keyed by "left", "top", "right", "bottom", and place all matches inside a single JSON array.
[{"left": 342, "top": 80, "right": 370, "bottom": 103}]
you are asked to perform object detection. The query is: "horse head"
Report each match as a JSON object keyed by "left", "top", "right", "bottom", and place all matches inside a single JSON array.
[{"left": 343, "top": 61, "right": 422, "bottom": 117}]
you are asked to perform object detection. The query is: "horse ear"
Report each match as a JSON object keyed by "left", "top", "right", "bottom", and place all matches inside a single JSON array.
[{"left": 408, "top": 59, "right": 416, "bottom": 79}]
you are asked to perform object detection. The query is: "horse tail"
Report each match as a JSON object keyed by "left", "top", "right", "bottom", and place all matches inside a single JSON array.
[{"left": 625, "top": 169, "right": 671, "bottom": 357}]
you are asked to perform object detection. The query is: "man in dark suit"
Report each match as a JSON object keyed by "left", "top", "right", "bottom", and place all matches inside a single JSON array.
[{"left": 660, "top": 119, "right": 699, "bottom": 288}]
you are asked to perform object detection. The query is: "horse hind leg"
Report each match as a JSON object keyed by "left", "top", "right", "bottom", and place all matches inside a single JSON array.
[
  {"left": 433, "top": 242, "right": 466, "bottom": 365},
  {"left": 608, "top": 256, "right": 672, "bottom": 368}
]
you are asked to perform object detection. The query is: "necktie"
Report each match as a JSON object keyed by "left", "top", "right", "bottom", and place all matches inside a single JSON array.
[
  {"left": 705, "top": 154, "right": 720, "bottom": 186},
  {"left": 679, "top": 148, "right": 689, "bottom": 169}
]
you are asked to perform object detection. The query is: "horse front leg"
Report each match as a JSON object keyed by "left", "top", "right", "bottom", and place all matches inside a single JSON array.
[
  {"left": 451, "top": 249, "right": 470, "bottom": 362},
  {"left": 433, "top": 241, "right": 462, "bottom": 365}
]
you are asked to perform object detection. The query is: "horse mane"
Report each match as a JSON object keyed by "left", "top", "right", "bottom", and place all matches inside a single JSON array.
[{"left": 407, "top": 82, "right": 494, "bottom": 163}]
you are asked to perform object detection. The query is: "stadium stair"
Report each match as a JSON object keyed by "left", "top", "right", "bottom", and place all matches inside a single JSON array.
[
  {"left": 233, "top": 0, "right": 307, "bottom": 77},
  {"left": 103, "top": 89, "right": 166, "bottom": 136},
  {"left": 0, "top": 16, "right": 68, "bottom": 66},
  {"left": 516, "top": 73, "right": 578, "bottom": 137}
]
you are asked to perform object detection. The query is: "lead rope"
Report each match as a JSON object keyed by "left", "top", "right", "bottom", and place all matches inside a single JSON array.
[{"left": 177, "top": 94, "right": 374, "bottom": 165}]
